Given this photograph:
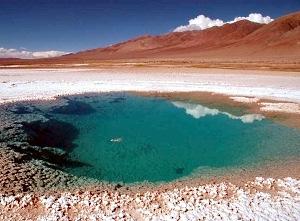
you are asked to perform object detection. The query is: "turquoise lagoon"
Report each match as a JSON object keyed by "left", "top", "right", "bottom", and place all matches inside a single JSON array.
[{"left": 50, "top": 93, "right": 300, "bottom": 183}]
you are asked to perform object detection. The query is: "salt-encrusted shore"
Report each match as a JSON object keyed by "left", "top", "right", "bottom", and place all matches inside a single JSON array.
[
  {"left": 0, "top": 67, "right": 300, "bottom": 220},
  {"left": 0, "top": 68, "right": 300, "bottom": 106},
  {"left": 0, "top": 177, "right": 299, "bottom": 220}
]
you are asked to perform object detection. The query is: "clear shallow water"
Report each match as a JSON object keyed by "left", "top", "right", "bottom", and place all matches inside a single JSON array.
[{"left": 49, "top": 93, "right": 300, "bottom": 183}]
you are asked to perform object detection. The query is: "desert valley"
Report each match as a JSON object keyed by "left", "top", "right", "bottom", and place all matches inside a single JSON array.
[{"left": 0, "top": 4, "right": 300, "bottom": 221}]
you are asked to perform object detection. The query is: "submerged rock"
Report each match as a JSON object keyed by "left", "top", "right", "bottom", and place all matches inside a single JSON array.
[
  {"left": 21, "top": 119, "right": 79, "bottom": 151},
  {"left": 109, "top": 97, "right": 126, "bottom": 104},
  {"left": 50, "top": 100, "right": 95, "bottom": 115},
  {"left": 175, "top": 168, "right": 185, "bottom": 174},
  {"left": 9, "top": 105, "right": 36, "bottom": 114},
  {"left": 17, "top": 119, "right": 93, "bottom": 168}
]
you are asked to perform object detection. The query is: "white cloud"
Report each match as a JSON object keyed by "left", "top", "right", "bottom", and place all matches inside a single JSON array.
[
  {"left": 229, "top": 13, "right": 273, "bottom": 24},
  {"left": 172, "top": 101, "right": 264, "bottom": 123},
  {"left": 0, "top": 47, "right": 69, "bottom": 59},
  {"left": 174, "top": 15, "right": 224, "bottom": 32},
  {"left": 173, "top": 13, "right": 273, "bottom": 32}
]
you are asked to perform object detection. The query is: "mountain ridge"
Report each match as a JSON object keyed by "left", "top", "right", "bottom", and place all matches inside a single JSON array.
[
  {"left": 61, "top": 11, "right": 300, "bottom": 61},
  {"left": 65, "top": 20, "right": 264, "bottom": 60},
  {"left": 1, "top": 11, "right": 300, "bottom": 64}
]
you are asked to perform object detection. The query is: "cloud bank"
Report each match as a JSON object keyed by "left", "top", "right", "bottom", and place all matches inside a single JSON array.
[
  {"left": 174, "top": 15, "right": 224, "bottom": 32},
  {"left": 229, "top": 13, "right": 273, "bottom": 24},
  {"left": 174, "top": 13, "right": 273, "bottom": 32},
  {"left": 172, "top": 101, "right": 264, "bottom": 123},
  {"left": 0, "top": 47, "right": 69, "bottom": 59}
]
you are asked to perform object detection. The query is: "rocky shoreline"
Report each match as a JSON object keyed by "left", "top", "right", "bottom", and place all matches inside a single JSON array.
[{"left": 0, "top": 100, "right": 98, "bottom": 195}]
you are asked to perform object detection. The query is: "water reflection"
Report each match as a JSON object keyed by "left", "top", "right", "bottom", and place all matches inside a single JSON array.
[{"left": 172, "top": 101, "right": 264, "bottom": 123}]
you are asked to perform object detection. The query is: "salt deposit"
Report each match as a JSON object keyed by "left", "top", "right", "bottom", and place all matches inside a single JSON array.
[
  {"left": 0, "top": 69, "right": 300, "bottom": 113},
  {"left": 0, "top": 177, "right": 299, "bottom": 220},
  {"left": 230, "top": 96, "right": 260, "bottom": 103},
  {"left": 260, "top": 102, "right": 300, "bottom": 114}
]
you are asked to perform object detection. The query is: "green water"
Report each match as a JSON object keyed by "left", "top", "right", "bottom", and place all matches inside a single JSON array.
[{"left": 51, "top": 93, "right": 300, "bottom": 183}]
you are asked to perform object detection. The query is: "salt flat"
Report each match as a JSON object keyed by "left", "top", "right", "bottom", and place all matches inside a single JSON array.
[{"left": 0, "top": 68, "right": 300, "bottom": 105}]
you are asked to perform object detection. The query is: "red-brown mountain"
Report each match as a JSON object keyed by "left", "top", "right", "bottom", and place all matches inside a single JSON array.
[
  {"left": 65, "top": 20, "right": 263, "bottom": 60},
  {"left": 0, "top": 11, "right": 299, "bottom": 65},
  {"left": 62, "top": 11, "right": 300, "bottom": 61}
]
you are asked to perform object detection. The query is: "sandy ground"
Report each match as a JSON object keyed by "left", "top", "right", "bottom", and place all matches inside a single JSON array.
[
  {"left": 0, "top": 59, "right": 300, "bottom": 72},
  {"left": 0, "top": 67, "right": 300, "bottom": 220}
]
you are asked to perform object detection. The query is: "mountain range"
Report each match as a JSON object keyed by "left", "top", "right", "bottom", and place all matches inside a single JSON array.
[
  {"left": 64, "top": 11, "right": 300, "bottom": 61},
  {"left": 1, "top": 11, "right": 300, "bottom": 65}
]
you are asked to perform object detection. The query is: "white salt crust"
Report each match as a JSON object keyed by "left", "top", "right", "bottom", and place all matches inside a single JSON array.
[
  {"left": 230, "top": 96, "right": 260, "bottom": 103},
  {"left": 0, "top": 177, "right": 299, "bottom": 220},
  {"left": 0, "top": 69, "right": 300, "bottom": 113},
  {"left": 260, "top": 102, "right": 300, "bottom": 114}
]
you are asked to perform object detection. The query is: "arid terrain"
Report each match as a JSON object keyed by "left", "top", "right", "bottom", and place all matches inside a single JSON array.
[
  {"left": 0, "top": 9, "right": 300, "bottom": 221},
  {"left": 0, "top": 11, "right": 299, "bottom": 71}
]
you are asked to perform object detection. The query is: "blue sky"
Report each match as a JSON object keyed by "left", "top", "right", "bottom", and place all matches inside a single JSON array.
[{"left": 0, "top": 0, "right": 299, "bottom": 53}]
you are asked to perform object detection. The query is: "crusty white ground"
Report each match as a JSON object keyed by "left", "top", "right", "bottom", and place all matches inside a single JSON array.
[
  {"left": 0, "top": 177, "right": 299, "bottom": 221},
  {"left": 230, "top": 96, "right": 260, "bottom": 103},
  {"left": 0, "top": 68, "right": 300, "bottom": 110},
  {"left": 260, "top": 102, "right": 300, "bottom": 114}
]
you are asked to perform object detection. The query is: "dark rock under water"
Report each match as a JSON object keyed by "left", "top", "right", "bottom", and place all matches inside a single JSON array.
[
  {"left": 50, "top": 100, "right": 95, "bottom": 115},
  {"left": 175, "top": 168, "right": 185, "bottom": 174},
  {"left": 10, "top": 105, "right": 35, "bottom": 114},
  {"left": 0, "top": 101, "right": 88, "bottom": 170},
  {"left": 22, "top": 119, "right": 79, "bottom": 151}
]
